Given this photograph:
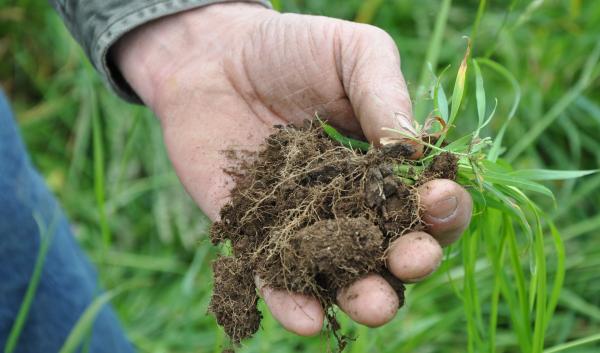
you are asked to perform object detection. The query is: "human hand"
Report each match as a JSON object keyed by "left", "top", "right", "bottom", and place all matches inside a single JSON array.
[{"left": 115, "top": 2, "right": 472, "bottom": 335}]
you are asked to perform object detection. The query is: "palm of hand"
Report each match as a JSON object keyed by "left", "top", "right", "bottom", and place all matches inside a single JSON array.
[{"left": 153, "top": 11, "right": 414, "bottom": 221}]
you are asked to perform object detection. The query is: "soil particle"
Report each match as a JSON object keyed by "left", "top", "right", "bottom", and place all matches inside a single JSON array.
[{"left": 208, "top": 121, "right": 456, "bottom": 348}]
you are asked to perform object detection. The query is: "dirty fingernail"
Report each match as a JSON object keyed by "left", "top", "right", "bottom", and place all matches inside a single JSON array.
[{"left": 428, "top": 196, "right": 458, "bottom": 220}]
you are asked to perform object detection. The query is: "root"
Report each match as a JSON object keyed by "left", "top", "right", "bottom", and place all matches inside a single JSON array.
[{"left": 208, "top": 121, "right": 458, "bottom": 350}]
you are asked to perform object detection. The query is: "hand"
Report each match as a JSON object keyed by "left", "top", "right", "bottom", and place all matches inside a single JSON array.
[{"left": 115, "top": 2, "right": 472, "bottom": 335}]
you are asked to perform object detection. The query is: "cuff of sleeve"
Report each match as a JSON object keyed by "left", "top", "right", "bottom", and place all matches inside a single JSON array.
[{"left": 92, "top": 0, "right": 272, "bottom": 104}]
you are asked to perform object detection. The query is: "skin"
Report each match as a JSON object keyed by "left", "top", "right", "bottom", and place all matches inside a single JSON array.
[
  {"left": 418, "top": 179, "right": 473, "bottom": 246},
  {"left": 115, "top": 2, "right": 473, "bottom": 336},
  {"left": 386, "top": 232, "right": 443, "bottom": 283}
]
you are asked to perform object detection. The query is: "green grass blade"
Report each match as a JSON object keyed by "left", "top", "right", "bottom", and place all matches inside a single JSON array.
[
  {"left": 478, "top": 58, "right": 521, "bottom": 112},
  {"left": 436, "top": 80, "right": 449, "bottom": 122},
  {"left": 354, "top": 0, "right": 384, "bottom": 23},
  {"left": 430, "top": 64, "right": 451, "bottom": 122},
  {"left": 58, "top": 290, "right": 121, "bottom": 353},
  {"left": 543, "top": 333, "right": 600, "bottom": 353},
  {"left": 446, "top": 38, "right": 472, "bottom": 130},
  {"left": 113, "top": 110, "right": 142, "bottom": 193},
  {"left": 270, "top": 0, "right": 282, "bottom": 11},
  {"left": 498, "top": 216, "right": 531, "bottom": 352},
  {"left": 4, "top": 212, "right": 59, "bottom": 353},
  {"left": 506, "top": 40, "right": 600, "bottom": 161},
  {"left": 561, "top": 213, "right": 600, "bottom": 240},
  {"left": 92, "top": 250, "right": 185, "bottom": 274},
  {"left": 473, "top": 59, "right": 486, "bottom": 129},
  {"left": 507, "top": 220, "right": 532, "bottom": 350},
  {"left": 552, "top": 174, "right": 600, "bottom": 220},
  {"left": 508, "top": 169, "right": 598, "bottom": 181},
  {"left": 90, "top": 86, "right": 111, "bottom": 253},
  {"left": 558, "top": 288, "right": 600, "bottom": 322},
  {"left": 484, "top": 171, "right": 554, "bottom": 199},
  {"left": 415, "top": 0, "right": 452, "bottom": 122},
  {"left": 544, "top": 223, "right": 566, "bottom": 334},
  {"left": 462, "top": 227, "right": 484, "bottom": 353},
  {"left": 444, "top": 134, "right": 474, "bottom": 154},
  {"left": 476, "top": 58, "right": 521, "bottom": 161},
  {"left": 470, "top": 0, "right": 487, "bottom": 44},
  {"left": 531, "top": 212, "right": 548, "bottom": 353},
  {"left": 319, "top": 119, "right": 371, "bottom": 151},
  {"left": 483, "top": 211, "right": 506, "bottom": 353}
]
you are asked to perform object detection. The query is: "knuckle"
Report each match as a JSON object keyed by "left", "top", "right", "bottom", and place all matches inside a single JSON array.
[
  {"left": 357, "top": 23, "right": 395, "bottom": 46},
  {"left": 345, "top": 23, "right": 401, "bottom": 62}
]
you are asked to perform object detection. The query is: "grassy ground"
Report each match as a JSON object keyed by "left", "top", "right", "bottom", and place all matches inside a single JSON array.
[{"left": 2, "top": 0, "right": 600, "bottom": 352}]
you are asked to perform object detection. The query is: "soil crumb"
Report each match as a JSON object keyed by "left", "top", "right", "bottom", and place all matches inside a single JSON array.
[{"left": 208, "top": 121, "right": 457, "bottom": 349}]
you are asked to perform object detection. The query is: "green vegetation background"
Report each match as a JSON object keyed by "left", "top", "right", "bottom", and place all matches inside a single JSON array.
[{"left": 1, "top": 0, "right": 599, "bottom": 352}]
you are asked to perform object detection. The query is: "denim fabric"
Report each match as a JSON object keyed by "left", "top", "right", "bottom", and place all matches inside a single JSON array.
[{"left": 0, "top": 91, "right": 135, "bottom": 353}]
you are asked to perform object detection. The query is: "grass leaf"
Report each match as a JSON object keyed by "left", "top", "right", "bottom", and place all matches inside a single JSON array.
[
  {"left": 475, "top": 58, "right": 522, "bottom": 162},
  {"left": 485, "top": 172, "right": 554, "bottom": 199},
  {"left": 429, "top": 63, "right": 451, "bottom": 122},
  {"left": 59, "top": 290, "right": 121, "bottom": 353},
  {"left": 543, "top": 333, "right": 600, "bottom": 353},
  {"left": 319, "top": 119, "right": 371, "bottom": 152},
  {"left": 506, "top": 40, "right": 600, "bottom": 161},
  {"left": 508, "top": 169, "right": 598, "bottom": 181},
  {"left": 4, "top": 211, "right": 59, "bottom": 353},
  {"left": 447, "top": 37, "right": 472, "bottom": 129},
  {"left": 473, "top": 59, "right": 486, "bottom": 129},
  {"left": 415, "top": 0, "right": 452, "bottom": 122}
]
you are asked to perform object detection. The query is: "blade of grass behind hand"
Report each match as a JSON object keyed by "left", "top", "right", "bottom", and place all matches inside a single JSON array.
[
  {"left": 58, "top": 284, "right": 133, "bottom": 353},
  {"left": 544, "top": 223, "right": 566, "bottom": 334},
  {"left": 483, "top": 210, "right": 506, "bottom": 353},
  {"left": 506, "top": 218, "right": 532, "bottom": 351},
  {"left": 508, "top": 169, "right": 598, "bottom": 181},
  {"left": 473, "top": 59, "right": 486, "bottom": 130},
  {"left": 531, "top": 211, "right": 548, "bottom": 353},
  {"left": 543, "top": 333, "right": 600, "bottom": 353},
  {"left": 89, "top": 78, "right": 110, "bottom": 254},
  {"left": 415, "top": 0, "right": 452, "bottom": 122},
  {"left": 430, "top": 64, "right": 450, "bottom": 122},
  {"left": 506, "top": 40, "right": 600, "bottom": 161},
  {"left": 4, "top": 211, "right": 59, "bottom": 353},
  {"left": 354, "top": 0, "right": 384, "bottom": 23},
  {"left": 475, "top": 58, "right": 521, "bottom": 161},
  {"left": 462, "top": 227, "right": 484, "bottom": 352},
  {"left": 441, "top": 37, "right": 471, "bottom": 144}
]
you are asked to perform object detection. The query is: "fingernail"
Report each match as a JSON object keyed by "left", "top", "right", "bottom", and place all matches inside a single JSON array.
[{"left": 428, "top": 196, "right": 458, "bottom": 220}]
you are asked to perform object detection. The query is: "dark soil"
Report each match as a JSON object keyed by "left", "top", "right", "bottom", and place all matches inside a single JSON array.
[{"left": 208, "top": 121, "right": 457, "bottom": 348}]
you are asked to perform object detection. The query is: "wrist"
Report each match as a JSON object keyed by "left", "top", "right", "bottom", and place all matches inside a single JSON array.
[{"left": 114, "top": 2, "right": 273, "bottom": 108}]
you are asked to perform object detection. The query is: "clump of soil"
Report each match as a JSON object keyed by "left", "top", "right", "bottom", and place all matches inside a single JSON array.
[{"left": 208, "top": 121, "right": 457, "bottom": 347}]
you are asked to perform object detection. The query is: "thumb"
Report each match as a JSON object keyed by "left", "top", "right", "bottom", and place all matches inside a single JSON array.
[{"left": 336, "top": 23, "right": 423, "bottom": 157}]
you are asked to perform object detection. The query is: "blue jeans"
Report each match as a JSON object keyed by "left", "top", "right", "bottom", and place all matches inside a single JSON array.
[{"left": 0, "top": 91, "right": 135, "bottom": 353}]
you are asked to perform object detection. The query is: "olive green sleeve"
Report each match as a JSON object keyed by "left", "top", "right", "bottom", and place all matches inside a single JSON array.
[{"left": 48, "top": 0, "right": 272, "bottom": 103}]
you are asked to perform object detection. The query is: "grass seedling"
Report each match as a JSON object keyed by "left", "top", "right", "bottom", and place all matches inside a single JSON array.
[{"left": 321, "top": 41, "right": 598, "bottom": 353}]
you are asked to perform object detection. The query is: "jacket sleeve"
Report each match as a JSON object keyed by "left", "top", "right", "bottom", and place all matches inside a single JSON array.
[{"left": 48, "top": 0, "right": 272, "bottom": 103}]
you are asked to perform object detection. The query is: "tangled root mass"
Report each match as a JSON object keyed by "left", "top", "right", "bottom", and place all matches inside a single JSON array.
[{"left": 208, "top": 121, "right": 457, "bottom": 346}]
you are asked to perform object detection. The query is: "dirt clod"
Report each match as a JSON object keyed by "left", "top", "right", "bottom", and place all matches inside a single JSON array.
[
  {"left": 209, "top": 257, "right": 261, "bottom": 343},
  {"left": 259, "top": 217, "right": 384, "bottom": 300},
  {"left": 208, "top": 121, "right": 457, "bottom": 349}
]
